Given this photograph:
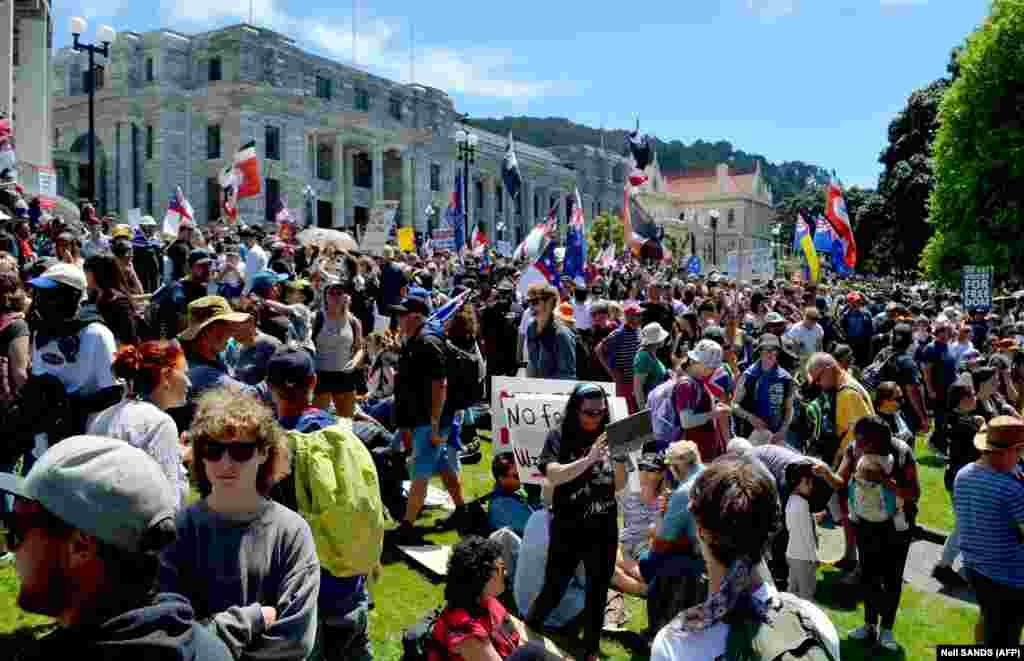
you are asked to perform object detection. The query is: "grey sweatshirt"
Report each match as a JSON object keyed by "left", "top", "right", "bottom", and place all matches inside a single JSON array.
[{"left": 158, "top": 499, "right": 320, "bottom": 660}]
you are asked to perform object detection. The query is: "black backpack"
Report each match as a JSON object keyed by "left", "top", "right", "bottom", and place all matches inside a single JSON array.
[{"left": 442, "top": 338, "right": 484, "bottom": 415}]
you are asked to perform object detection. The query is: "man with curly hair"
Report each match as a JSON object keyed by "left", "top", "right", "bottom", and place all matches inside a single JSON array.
[{"left": 158, "top": 387, "right": 320, "bottom": 660}]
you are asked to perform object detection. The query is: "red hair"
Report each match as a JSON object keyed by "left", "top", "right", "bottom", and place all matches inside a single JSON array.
[{"left": 112, "top": 340, "right": 184, "bottom": 396}]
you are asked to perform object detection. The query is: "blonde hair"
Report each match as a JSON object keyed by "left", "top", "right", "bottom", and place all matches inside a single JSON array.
[
  {"left": 607, "top": 301, "right": 623, "bottom": 323},
  {"left": 665, "top": 440, "right": 701, "bottom": 473},
  {"left": 189, "top": 387, "right": 290, "bottom": 496}
]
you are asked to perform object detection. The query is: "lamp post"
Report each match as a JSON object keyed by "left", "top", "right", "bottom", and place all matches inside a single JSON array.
[
  {"left": 454, "top": 126, "right": 477, "bottom": 250},
  {"left": 303, "top": 184, "right": 316, "bottom": 228},
  {"left": 70, "top": 17, "right": 116, "bottom": 209},
  {"left": 709, "top": 208, "right": 720, "bottom": 270}
]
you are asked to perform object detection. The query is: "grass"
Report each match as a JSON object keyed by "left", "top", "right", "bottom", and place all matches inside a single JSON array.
[{"left": 0, "top": 430, "right": 974, "bottom": 660}]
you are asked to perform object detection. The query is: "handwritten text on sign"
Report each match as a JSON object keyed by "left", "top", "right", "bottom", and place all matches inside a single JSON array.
[{"left": 505, "top": 394, "right": 568, "bottom": 484}]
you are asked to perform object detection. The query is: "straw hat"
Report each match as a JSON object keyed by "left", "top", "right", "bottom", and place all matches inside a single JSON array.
[{"left": 974, "top": 416, "right": 1024, "bottom": 452}]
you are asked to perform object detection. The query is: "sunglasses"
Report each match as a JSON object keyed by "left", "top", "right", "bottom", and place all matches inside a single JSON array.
[
  {"left": 200, "top": 440, "right": 262, "bottom": 462},
  {"left": 580, "top": 407, "right": 607, "bottom": 418}
]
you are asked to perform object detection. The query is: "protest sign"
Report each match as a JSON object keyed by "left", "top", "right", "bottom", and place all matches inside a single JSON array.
[
  {"left": 397, "top": 227, "right": 415, "bottom": 252},
  {"left": 962, "top": 265, "right": 993, "bottom": 311},
  {"left": 496, "top": 240, "right": 513, "bottom": 257},
  {"left": 126, "top": 208, "right": 142, "bottom": 227},
  {"left": 432, "top": 227, "right": 455, "bottom": 252},
  {"left": 362, "top": 201, "right": 398, "bottom": 255},
  {"left": 490, "top": 377, "right": 628, "bottom": 485}
]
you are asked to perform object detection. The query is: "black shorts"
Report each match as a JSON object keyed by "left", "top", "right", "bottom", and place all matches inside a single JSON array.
[{"left": 315, "top": 370, "right": 359, "bottom": 394}]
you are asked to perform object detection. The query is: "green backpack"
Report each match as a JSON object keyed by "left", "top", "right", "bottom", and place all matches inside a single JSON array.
[{"left": 723, "top": 593, "right": 836, "bottom": 661}]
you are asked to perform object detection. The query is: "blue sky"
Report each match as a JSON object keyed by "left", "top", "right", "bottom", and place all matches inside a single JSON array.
[{"left": 54, "top": 0, "right": 992, "bottom": 188}]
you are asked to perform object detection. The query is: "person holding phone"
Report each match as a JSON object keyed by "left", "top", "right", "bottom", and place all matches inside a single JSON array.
[{"left": 526, "top": 384, "right": 618, "bottom": 661}]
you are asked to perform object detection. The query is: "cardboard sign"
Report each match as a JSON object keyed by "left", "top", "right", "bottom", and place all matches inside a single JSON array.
[
  {"left": 361, "top": 201, "right": 398, "bottom": 256},
  {"left": 962, "top": 265, "right": 993, "bottom": 311},
  {"left": 490, "top": 377, "right": 627, "bottom": 485},
  {"left": 398, "top": 226, "right": 415, "bottom": 252}
]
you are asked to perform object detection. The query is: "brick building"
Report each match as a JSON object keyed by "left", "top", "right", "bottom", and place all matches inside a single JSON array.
[{"left": 50, "top": 22, "right": 629, "bottom": 244}]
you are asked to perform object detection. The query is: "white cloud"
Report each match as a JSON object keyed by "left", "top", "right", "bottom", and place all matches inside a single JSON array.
[{"left": 160, "top": 0, "right": 562, "bottom": 100}]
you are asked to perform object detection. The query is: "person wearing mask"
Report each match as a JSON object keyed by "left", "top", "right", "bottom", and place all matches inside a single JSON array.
[
  {"left": 651, "top": 455, "right": 840, "bottom": 661},
  {"left": 953, "top": 416, "right": 1024, "bottom": 646},
  {"left": 732, "top": 334, "right": 796, "bottom": 448},
  {"left": 87, "top": 340, "right": 190, "bottom": 506},
  {"left": 0, "top": 436, "right": 233, "bottom": 661},
  {"left": 815, "top": 416, "right": 919, "bottom": 651},
  {"left": 158, "top": 388, "right": 319, "bottom": 660},
  {"left": 526, "top": 384, "right": 617, "bottom": 661},
  {"left": 596, "top": 303, "right": 642, "bottom": 411},
  {"left": 873, "top": 382, "right": 914, "bottom": 446},
  {"left": 312, "top": 276, "right": 364, "bottom": 419},
  {"left": 930, "top": 381, "right": 980, "bottom": 589},
  {"left": 633, "top": 322, "right": 670, "bottom": 410},
  {"left": 392, "top": 293, "right": 467, "bottom": 543}
]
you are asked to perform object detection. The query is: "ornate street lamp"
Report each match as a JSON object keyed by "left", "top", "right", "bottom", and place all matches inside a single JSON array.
[
  {"left": 70, "top": 17, "right": 116, "bottom": 209},
  {"left": 454, "top": 126, "right": 477, "bottom": 250}
]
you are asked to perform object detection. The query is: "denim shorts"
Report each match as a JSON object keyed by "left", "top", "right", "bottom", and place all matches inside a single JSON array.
[{"left": 408, "top": 422, "right": 461, "bottom": 480}]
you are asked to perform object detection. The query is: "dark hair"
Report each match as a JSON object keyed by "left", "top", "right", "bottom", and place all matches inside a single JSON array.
[
  {"left": 444, "top": 536, "right": 502, "bottom": 616},
  {"left": 971, "top": 366, "right": 998, "bottom": 391},
  {"left": 557, "top": 384, "right": 610, "bottom": 459},
  {"left": 874, "top": 381, "right": 901, "bottom": 406},
  {"left": 0, "top": 272, "right": 27, "bottom": 313},
  {"left": 948, "top": 381, "right": 975, "bottom": 409},
  {"left": 112, "top": 340, "right": 184, "bottom": 396},
  {"left": 891, "top": 323, "right": 913, "bottom": 351},
  {"left": 84, "top": 253, "right": 131, "bottom": 295},
  {"left": 853, "top": 415, "right": 893, "bottom": 453},
  {"left": 491, "top": 454, "right": 517, "bottom": 481},
  {"left": 689, "top": 455, "right": 781, "bottom": 567}
]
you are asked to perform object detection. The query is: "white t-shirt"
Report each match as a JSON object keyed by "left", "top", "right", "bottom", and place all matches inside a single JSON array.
[
  {"left": 32, "top": 322, "right": 117, "bottom": 397},
  {"left": 244, "top": 244, "right": 269, "bottom": 291},
  {"left": 651, "top": 583, "right": 840, "bottom": 661},
  {"left": 785, "top": 493, "right": 818, "bottom": 562},
  {"left": 574, "top": 301, "right": 593, "bottom": 330},
  {"left": 87, "top": 399, "right": 188, "bottom": 507}
]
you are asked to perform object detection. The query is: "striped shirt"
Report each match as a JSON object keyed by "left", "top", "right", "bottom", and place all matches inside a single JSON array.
[
  {"left": 611, "top": 326, "right": 641, "bottom": 383},
  {"left": 954, "top": 462, "right": 1024, "bottom": 587}
]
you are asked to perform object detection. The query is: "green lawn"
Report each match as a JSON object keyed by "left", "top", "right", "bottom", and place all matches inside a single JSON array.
[{"left": 0, "top": 431, "right": 974, "bottom": 660}]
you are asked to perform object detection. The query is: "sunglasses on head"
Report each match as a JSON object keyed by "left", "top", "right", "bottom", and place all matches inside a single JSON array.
[{"left": 200, "top": 439, "right": 261, "bottom": 462}]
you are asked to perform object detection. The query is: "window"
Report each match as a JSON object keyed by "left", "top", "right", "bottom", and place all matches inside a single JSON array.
[
  {"left": 207, "top": 178, "right": 221, "bottom": 221},
  {"left": 145, "top": 58, "right": 154, "bottom": 82},
  {"left": 265, "top": 126, "right": 281, "bottom": 161},
  {"left": 355, "top": 88, "right": 370, "bottom": 111},
  {"left": 145, "top": 183, "right": 153, "bottom": 215},
  {"left": 54, "top": 126, "right": 60, "bottom": 147},
  {"left": 316, "top": 75, "right": 332, "bottom": 100},
  {"left": 317, "top": 143, "right": 333, "bottom": 181},
  {"left": 353, "top": 153, "right": 372, "bottom": 188},
  {"left": 475, "top": 180, "right": 484, "bottom": 209},
  {"left": 209, "top": 57, "right": 222, "bottom": 82},
  {"left": 430, "top": 164, "right": 441, "bottom": 192},
  {"left": 145, "top": 125, "right": 153, "bottom": 160},
  {"left": 207, "top": 124, "right": 221, "bottom": 159},
  {"left": 265, "top": 178, "right": 281, "bottom": 222},
  {"left": 727, "top": 208, "right": 736, "bottom": 229},
  {"left": 496, "top": 184, "right": 503, "bottom": 213},
  {"left": 534, "top": 193, "right": 539, "bottom": 219},
  {"left": 389, "top": 97, "right": 402, "bottom": 121}
]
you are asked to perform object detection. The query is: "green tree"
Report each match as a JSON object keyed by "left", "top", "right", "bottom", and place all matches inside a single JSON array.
[
  {"left": 585, "top": 212, "right": 624, "bottom": 254},
  {"left": 923, "top": 0, "right": 1024, "bottom": 284}
]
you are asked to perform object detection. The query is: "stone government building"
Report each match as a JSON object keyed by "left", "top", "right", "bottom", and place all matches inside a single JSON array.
[{"left": 50, "top": 22, "right": 632, "bottom": 244}]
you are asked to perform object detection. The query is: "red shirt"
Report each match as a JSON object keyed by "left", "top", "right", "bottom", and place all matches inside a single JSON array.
[{"left": 431, "top": 596, "right": 521, "bottom": 661}]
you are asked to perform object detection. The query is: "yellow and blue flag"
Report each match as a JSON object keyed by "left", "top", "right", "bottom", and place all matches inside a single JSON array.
[{"left": 794, "top": 214, "right": 820, "bottom": 283}]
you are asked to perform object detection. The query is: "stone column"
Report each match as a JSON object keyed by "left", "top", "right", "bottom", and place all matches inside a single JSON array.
[
  {"left": 0, "top": 0, "right": 12, "bottom": 120},
  {"left": 400, "top": 152, "right": 413, "bottom": 228},
  {"left": 14, "top": 14, "right": 50, "bottom": 179},
  {"left": 345, "top": 148, "right": 355, "bottom": 227},
  {"left": 371, "top": 144, "right": 384, "bottom": 203},
  {"left": 333, "top": 134, "right": 346, "bottom": 228}
]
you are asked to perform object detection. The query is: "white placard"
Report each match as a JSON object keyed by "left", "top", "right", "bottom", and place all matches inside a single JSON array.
[
  {"left": 37, "top": 168, "right": 56, "bottom": 198},
  {"left": 126, "top": 208, "right": 142, "bottom": 227},
  {"left": 362, "top": 201, "right": 398, "bottom": 256}
]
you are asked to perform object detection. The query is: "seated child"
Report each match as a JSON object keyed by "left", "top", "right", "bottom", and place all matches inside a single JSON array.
[{"left": 848, "top": 452, "right": 907, "bottom": 530}]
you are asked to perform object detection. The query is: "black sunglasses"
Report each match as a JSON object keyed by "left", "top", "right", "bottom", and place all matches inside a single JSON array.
[
  {"left": 580, "top": 407, "right": 607, "bottom": 418},
  {"left": 200, "top": 440, "right": 261, "bottom": 462}
]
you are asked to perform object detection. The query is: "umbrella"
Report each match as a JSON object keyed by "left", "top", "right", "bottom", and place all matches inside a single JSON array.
[{"left": 297, "top": 227, "right": 358, "bottom": 252}]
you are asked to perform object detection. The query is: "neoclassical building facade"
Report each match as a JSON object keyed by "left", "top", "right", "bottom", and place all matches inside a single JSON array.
[{"left": 50, "top": 22, "right": 630, "bottom": 244}]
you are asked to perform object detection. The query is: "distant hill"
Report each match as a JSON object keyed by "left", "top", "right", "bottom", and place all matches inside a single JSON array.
[{"left": 466, "top": 116, "right": 831, "bottom": 202}]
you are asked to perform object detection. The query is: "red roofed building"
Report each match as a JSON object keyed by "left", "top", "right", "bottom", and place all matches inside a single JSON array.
[{"left": 635, "top": 158, "right": 775, "bottom": 277}]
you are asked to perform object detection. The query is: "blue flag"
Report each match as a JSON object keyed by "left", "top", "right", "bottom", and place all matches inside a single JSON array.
[
  {"left": 451, "top": 172, "right": 465, "bottom": 252},
  {"left": 832, "top": 236, "right": 852, "bottom": 274},
  {"left": 535, "top": 239, "right": 561, "bottom": 287},
  {"left": 562, "top": 189, "right": 587, "bottom": 285},
  {"left": 813, "top": 215, "right": 834, "bottom": 252},
  {"left": 687, "top": 255, "right": 702, "bottom": 275}
]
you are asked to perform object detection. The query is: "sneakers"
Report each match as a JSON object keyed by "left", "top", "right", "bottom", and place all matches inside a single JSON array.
[
  {"left": 848, "top": 623, "right": 876, "bottom": 642},
  {"left": 878, "top": 628, "right": 900, "bottom": 651},
  {"left": 932, "top": 564, "right": 969, "bottom": 589}
]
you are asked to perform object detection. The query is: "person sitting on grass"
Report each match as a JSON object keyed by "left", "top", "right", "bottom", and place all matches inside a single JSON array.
[
  {"left": 433, "top": 536, "right": 566, "bottom": 661},
  {"left": 158, "top": 388, "right": 320, "bottom": 660},
  {"left": 488, "top": 454, "right": 538, "bottom": 538}
]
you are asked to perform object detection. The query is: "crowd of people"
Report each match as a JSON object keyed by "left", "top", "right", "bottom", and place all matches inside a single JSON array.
[{"left": 1, "top": 197, "right": 1023, "bottom": 660}]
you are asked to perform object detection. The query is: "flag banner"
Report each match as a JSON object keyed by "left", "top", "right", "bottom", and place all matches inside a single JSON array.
[
  {"left": 813, "top": 215, "right": 834, "bottom": 252},
  {"left": 233, "top": 141, "right": 262, "bottom": 198},
  {"left": 535, "top": 237, "right": 561, "bottom": 287},
  {"left": 624, "top": 184, "right": 663, "bottom": 261},
  {"left": 687, "top": 255, "right": 703, "bottom": 275},
  {"left": 398, "top": 227, "right": 416, "bottom": 252},
  {"left": 628, "top": 119, "right": 652, "bottom": 171},
  {"left": 451, "top": 172, "right": 465, "bottom": 252},
  {"left": 502, "top": 132, "right": 523, "bottom": 200},
  {"left": 562, "top": 188, "right": 588, "bottom": 284},
  {"left": 825, "top": 181, "right": 857, "bottom": 267},
  {"left": 429, "top": 289, "right": 473, "bottom": 327},
  {"left": 162, "top": 186, "right": 194, "bottom": 236},
  {"left": 794, "top": 213, "right": 820, "bottom": 283},
  {"left": 472, "top": 227, "right": 489, "bottom": 256}
]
